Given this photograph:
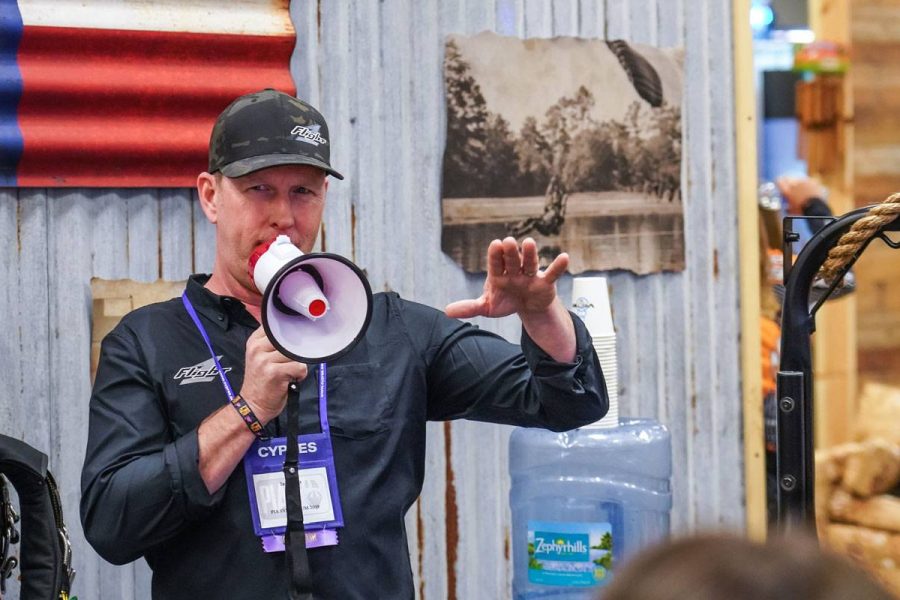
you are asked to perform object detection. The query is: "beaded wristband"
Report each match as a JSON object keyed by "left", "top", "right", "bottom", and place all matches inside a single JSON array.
[{"left": 231, "top": 394, "right": 265, "bottom": 437}]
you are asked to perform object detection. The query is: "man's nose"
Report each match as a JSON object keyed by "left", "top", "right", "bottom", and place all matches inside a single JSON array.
[{"left": 270, "top": 193, "right": 294, "bottom": 231}]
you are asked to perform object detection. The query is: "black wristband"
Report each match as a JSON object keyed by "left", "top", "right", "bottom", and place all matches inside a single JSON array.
[{"left": 231, "top": 394, "right": 265, "bottom": 437}]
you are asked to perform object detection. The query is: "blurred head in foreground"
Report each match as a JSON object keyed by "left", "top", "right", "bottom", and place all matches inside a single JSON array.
[{"left": 601, "top": 533, "right": 893, "bottom": 600}]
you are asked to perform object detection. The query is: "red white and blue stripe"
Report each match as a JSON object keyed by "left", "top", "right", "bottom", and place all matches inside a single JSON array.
[{"left": 1, "top": 0, "right": 296, "bottom": 187}]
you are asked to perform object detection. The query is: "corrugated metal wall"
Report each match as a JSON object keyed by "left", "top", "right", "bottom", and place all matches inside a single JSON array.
[
  {"left": 0, "top": 1, "right": 744, "bottom": 598},
  {"left": 0, "top": 187, "right": 214, "bottom": 599}
]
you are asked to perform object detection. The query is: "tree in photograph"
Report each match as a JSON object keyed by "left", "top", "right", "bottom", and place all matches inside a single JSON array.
[
  {"left": 482, "top": 113, "right": 521, "bottom": 197},
  {"left": 562, "top": 126, "right": 619, "bottom": 192},
  {"left": 610, "top": 101, "right": 682, "bottom": 200},
  {"left": 541, "top": 85, "right": 596, "bottom": 181},
  {"left": 442, "top": 39, "right": 521, "bottom": 198},
  {"left": 507, "top": 87, "right": 596, "bottom": 238},
  {"left": 442, "top": 39, "right": 492, "bottom": 198},
  {"left": 515, "top": 116, "right": 551, "bottom": 196},
  {"left": 616, "top": 101, "right": 651, "bottom": 192},
  {"left": 647, "top": 103, "right": 682, "bottom": 201}
]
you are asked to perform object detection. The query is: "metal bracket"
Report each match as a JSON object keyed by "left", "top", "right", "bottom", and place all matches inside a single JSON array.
[
  {"left": 776, "top": 371, "right": 811, "bottom": 531},
  {"left": 782, "top": 215, "right": 836, "bottom": 283},
  {"left": 877, "top": 231, "right": 900, "bottom": 249}
]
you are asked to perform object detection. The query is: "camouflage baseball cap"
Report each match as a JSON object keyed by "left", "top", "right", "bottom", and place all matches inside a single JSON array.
[{"left": 208, "top": 89, "right": 344, "bottom": 180}]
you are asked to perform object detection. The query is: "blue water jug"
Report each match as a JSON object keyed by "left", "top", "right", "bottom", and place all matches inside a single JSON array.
[{"left": 509, "top": 419, "right": 672, "bottom": 599}]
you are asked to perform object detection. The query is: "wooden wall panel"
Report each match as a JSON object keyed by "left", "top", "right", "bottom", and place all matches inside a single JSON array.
[{"left": 851, "top": 0, "right": 900, "bottom": 387}]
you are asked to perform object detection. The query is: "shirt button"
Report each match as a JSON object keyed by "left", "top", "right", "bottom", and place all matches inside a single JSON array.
[{"left": 217, "top": 315, "right": 225, "bottom": 321}]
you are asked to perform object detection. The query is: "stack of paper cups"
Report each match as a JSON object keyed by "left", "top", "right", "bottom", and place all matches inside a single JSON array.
[{"left": 571, "top": 276, "right": 618, "bottom": 429}]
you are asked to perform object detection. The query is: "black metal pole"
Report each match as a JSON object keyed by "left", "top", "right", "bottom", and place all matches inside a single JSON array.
[{"left": 775, "top": 205, "right": 900, "bottom": 532}]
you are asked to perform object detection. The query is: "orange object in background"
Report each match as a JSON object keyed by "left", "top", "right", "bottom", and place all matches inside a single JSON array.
[{"left": 761, "top": 316, "right": 781, "bottom": 398}]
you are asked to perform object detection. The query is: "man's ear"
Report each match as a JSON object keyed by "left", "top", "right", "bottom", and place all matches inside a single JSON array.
[{"left": 197, "top": 172, "right": 218, "bottom": 224}]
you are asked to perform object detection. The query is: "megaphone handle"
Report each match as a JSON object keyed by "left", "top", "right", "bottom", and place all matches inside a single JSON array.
[{"left": 284, "top": 380, "right": 313, "bottom": 600}]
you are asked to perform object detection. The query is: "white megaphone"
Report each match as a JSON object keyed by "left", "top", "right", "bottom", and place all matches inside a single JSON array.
[{"left": 249, "top": 235, "right": 373, "bottom": 363}]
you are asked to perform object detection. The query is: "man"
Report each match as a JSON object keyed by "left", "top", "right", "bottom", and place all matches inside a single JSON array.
[{"left": 81, "top": 89, "right": 607, "bottom": 599}]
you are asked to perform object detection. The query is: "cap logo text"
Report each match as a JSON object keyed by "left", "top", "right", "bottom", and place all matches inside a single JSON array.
[{"left": 291, "top": 125, "right": 327, "bottom": 146}]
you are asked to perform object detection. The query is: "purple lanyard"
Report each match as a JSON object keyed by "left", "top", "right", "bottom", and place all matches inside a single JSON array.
[{"left": 181, "top": 292, "right": 329, "bottom": 433}]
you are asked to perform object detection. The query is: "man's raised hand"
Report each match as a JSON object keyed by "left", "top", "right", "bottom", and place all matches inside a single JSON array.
[{"left": 445, "top": 237, "right": 569, "bottom": 320}]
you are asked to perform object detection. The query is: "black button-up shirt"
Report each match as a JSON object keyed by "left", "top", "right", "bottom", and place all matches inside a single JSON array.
[{"left": 81, "top": 275, "right": 607, "bottom": 599}]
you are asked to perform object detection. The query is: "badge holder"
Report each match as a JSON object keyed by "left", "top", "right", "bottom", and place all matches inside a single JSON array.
[{"left": 243, "top": 366, "right": 344, "bottom": 550}]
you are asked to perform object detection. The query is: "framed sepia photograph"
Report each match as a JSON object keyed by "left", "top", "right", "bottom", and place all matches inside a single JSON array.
[{"left": 441, "top": 32, "right": 685, "bottom": 275}]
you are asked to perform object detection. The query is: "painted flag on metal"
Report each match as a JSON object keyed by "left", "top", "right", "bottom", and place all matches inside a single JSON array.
[{"left": 0, "top": 0, "right": 296, "bottom": 187}]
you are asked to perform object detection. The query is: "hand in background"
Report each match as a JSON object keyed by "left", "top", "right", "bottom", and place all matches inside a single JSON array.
[{"left": 776, "top": 176, "right": 826, "bottom": 215}]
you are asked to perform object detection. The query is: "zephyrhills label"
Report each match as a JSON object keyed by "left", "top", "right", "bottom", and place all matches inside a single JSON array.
[
  {"left": 527, "top": 521, "right": 613, "bottom": 587},
  {"left": 253, "top": 467, "right": 335, "bottom": 529}
]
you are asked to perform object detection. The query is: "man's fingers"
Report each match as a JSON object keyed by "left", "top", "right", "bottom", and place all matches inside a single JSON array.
[
  {"left": 486, "top": 239, "right": 505, "bottom": 278},
  {"left": 501, "top": 237, "right": 523, "bottom": 274},
  {"left": 277, "top": 360, "right": 308, "bottom": 381},
  {"left": 248, "top": 326, "right": 301, "bottom": 364},
  {"left": 247, "top": 327, "right": 275, "bottom": 354},
  {"left": 541, "top": 252, "right": 569, "bottom": 283},
  {"left": 249, "top": 328, "right": 282, "bottom": 355},
  {"left": 521, "top": 238, "right": 539, "bottom": 276},
  {"left": 445, "top": 298, "right": 484, "bottom": 319}
]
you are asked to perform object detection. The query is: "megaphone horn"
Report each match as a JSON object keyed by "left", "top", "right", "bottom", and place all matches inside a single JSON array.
[
  {"left": 249, "top": 235, "right": 373, "bottom": 364},
  {"left": 271, "top": 266, "right": 329, "bottom": 321}
]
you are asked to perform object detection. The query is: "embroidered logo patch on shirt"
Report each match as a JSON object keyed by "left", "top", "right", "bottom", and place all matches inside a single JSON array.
[{"left": 174, "top": 356, "right": 232, "bottom": 385}]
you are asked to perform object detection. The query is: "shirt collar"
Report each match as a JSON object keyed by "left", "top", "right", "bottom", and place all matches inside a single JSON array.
[{"left": 185, "top": 274, "right": 259, "bottom": 330}]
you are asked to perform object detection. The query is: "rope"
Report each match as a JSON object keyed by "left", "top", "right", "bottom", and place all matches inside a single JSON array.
[{"left": 818, "top": 193, "right": 900, "bottom": 283}]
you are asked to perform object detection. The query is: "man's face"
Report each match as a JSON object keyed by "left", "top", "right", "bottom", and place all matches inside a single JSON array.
[{"left": 199, "top": 164, "right": 329, "bottom": 294}]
